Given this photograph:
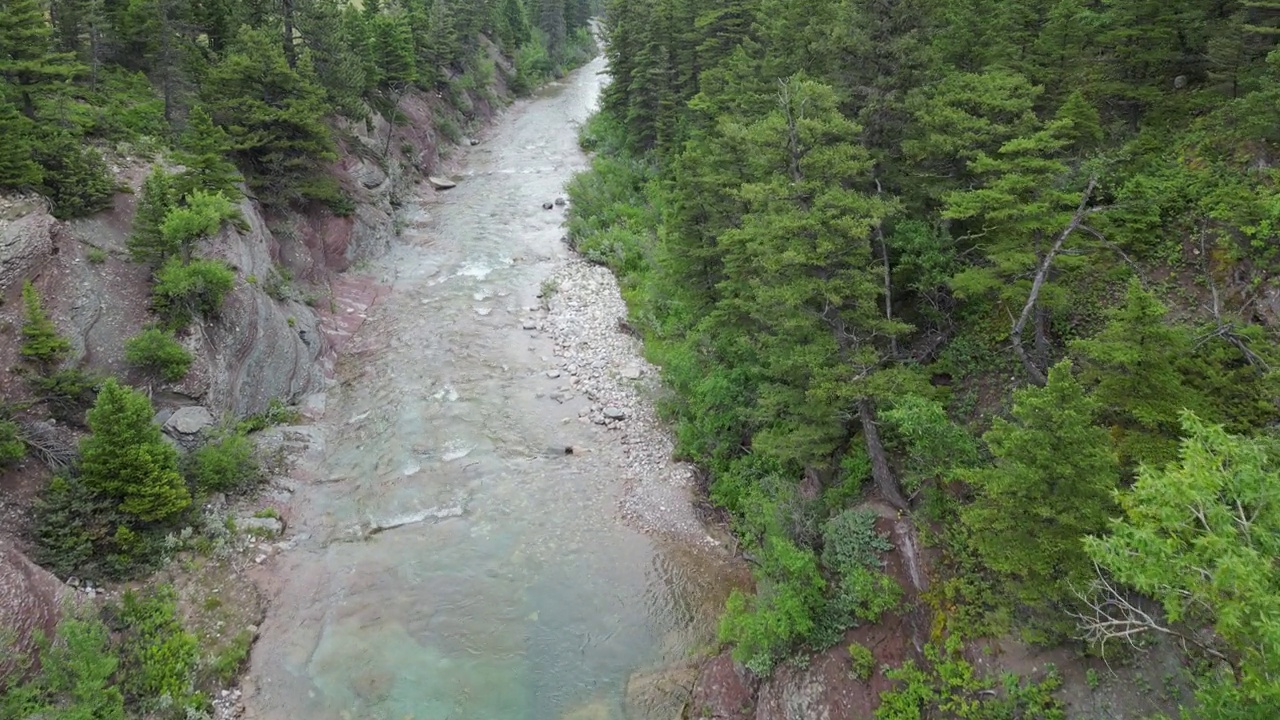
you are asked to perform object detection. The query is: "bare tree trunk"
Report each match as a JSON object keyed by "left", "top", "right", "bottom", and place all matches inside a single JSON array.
[
  {"left": 282, "top": 0, "right": 297, "bottom": 68},
  {"left": 859, "top": 399, "right": 909, "bottom": 511},
  {"left": 1010, "top": 177, "right": 1098, "bottom": 386}
]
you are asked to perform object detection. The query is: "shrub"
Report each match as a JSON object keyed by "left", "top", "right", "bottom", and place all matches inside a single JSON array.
[
  {"left": 718, "top": 536, "right": 825, "bottom": 675},
  {"left": 32, "top": 475, "right": 102, "bottom": 576},
  {"left": 848, "top": 642, "right": 875, "bottom": 680},
  {"left": 208, "top": 629, "right": 253, "bottom": 685},
  {"left": 188, "top": 430, "right": 260, "bottom": 494},
  {"left": 87, "top": 247, "right": 108, "bottom": 264},
  {"left": 821, "top": 509, "right": 893, "bottom": 574},
  {"left": 0, "top": 613, "right": 125, "bottom": 720},
  {"left": 129, "top": 168, "right": 178, "bottom": 266},
  {"left": 125, "top": 328, "right": 193, "bottom": 382},
  {"left": 237, "top": 398, "right": 300, "bottom": 433},
  {"left": 160, "top": 190, "right": 238, "bottom": 252},
  {"left": 116, "top": 585, "right": 203, "bottom": 714},
  {"left": 151, "top": 258, "right": 236, "bottom": 328},
  {"left": 29, "top": 368, "right": 100, "bottom": 424},
  {"left": 32, "top": 130, "right": 116, "bottom": 219}
]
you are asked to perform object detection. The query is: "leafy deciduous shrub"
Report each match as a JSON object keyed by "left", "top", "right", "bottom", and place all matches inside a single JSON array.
[
  {"left": 124, "top": 327, "right": 193, "bottom": 382},
  {"left": 116, "top": 585, "right": 203, "bottom": 714},
  {"left": 151, "top": 258, "right": 236, "bottom": 328},
  {"left": 188, "top": 430, "right": 261, "bottom": 493}
]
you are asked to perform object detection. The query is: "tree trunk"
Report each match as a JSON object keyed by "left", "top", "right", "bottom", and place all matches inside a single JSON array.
[
  {"left": 282, "top": 0, "right": 297, "bottom": 68},
  {"left": 1010, "top": 177, "right": 1098, "bottom": 386},
  {"left": 859, "top": 399, "right": 909, "bottom": 511}
]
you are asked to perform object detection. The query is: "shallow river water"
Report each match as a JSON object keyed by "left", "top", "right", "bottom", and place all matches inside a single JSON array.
[{"left": 242, "top": 55, "right": 732, "bottom": 720}]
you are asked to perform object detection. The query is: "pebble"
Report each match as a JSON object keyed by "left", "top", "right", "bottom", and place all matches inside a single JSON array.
[
  {"left": 543, "top": 259, "right": 710, "bottom": 543},
  {"left": 546, "top": 369, "right": 561, "bottom": 379}
]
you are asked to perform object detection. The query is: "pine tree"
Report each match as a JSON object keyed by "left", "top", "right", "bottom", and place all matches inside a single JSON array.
[
  {"left": 960, "top": 361, "right": 1119, "bottom": 607},
  {"left": 20, "top": 280, "right": 73, "bottom": 369},
  {"left": 173, "top": 106, "right": 243, "bottom": 199},
  {"left": 0, "top": 0, "right": 84, "bottom": 118},
  {"left": 370, "top": 11, "right": 417, "bottom": 86},
  {"left": 497, "top": 0, "right": 530, "bottom": 50},
  {"left": 202, "top": 26, "right": 336, "bottom": 205},
  {"left": 297, "top": 0, "right": 368, "bottom": 112},
  {"left": 423, "top": 0, "right": 460, "bottom": 69},
  {"left": 128, "top": 167, "right": 178, "bottom": 267},
  {"left": 0, "top": 100, "right": 42, "bottom": 188},
  {"left": 78, "top": 378, "right": 190, "bottom": 523}
]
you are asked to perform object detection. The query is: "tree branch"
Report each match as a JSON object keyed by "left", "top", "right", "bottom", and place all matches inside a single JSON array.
[{"left": 1010, "top": 177, "right": 1098, "bottom": 386}]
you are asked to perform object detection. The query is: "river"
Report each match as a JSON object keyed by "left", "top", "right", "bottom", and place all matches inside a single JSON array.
[{"left": 241, "top": 53, "right": 738, "bottom": 720}]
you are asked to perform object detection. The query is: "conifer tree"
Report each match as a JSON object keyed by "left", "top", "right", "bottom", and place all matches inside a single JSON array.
[
  {"left": 202, "top": 25, "right": 336, "bottom": 204},
  {"left": 78, "top": 378, "right": 190, "bottom": 523},
  {"left": 370, "top": 11, "right": 417, "bottom": 86},
  {"left": 0, "top": 0, "right": 84, "bottom": 118},
  {"left": 0, "top": 100, "right": 43, "bottom": 188},
  {"left": 128, "top": 167, "right": 178, "bottom": 267},
  {"left": 297, "top": 0, "right": 369, "bottom": 114},
  {"left": 20, "top": 280, "right": 72, "bottom": 370},
  {"left": 173, "top": 106, "right": 243, "bottom": 200},
  {"left": 423, "top": 0, "right": 460, "bottom": 69},
  {"left": 960, "top": 361, "right": 1118, "bottom": 607}
]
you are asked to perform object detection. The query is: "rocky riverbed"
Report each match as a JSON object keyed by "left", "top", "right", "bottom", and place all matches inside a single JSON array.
[{"left": 239, "top": 54, "right": 745, "bottom": 720}]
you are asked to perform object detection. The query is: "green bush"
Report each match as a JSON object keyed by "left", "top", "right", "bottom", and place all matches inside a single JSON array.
[
  {"left": 152, "top": 258, "right": 236, "bottom": 328},
  {"left": 0, "top": 419, "right": 24, "bottom": 467},
  {"left": 821, "top": 509, "right": 893, "bottom": 573},
  {"left": 117, "top": 585, "right": 204, "bottom": 714},
  {"left": 188, "top": 430, "right": 261, "bottom": 493},
  {"left": 29, "top": 368, "right": 100, "bottom": 424},
  {"left": 208, "top": 629, "right": 253, "bottom": 685},
  {"left": 87, "top": 247, "right": 108, "bottom": 264},
  {"left": 848, "top": 642, "right": 875, "bottom": 681},
  {"left": 237, "top": 398, "right": 301, "bottom": 433},
  {"left": 160, "top": 190, "right": 238, "bottom": 251},
  {"left": 718, "top": 536, "right": 825, "bottom": 675},
  {"left": 32, "top": 130, "right": 116, "bottom": 220},
  {"left": 124, "top": 327, "right": 193, "bottom": 382},
  {"left": 32, "top": 475, "right": 104, "bottom": 577},
  {"left": 0, "top": 613, "right": 125, "bottom": 720}
]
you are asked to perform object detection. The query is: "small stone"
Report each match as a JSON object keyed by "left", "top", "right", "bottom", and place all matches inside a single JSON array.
[
  {"left": 546, "top": 369, "right": 561, "bottom": 379},
  {"left": 554, "top": 197, "right": 566, "bottom": 207},
  {"left": 620, "top": 366, "right": 642, "bottom": 380},
  {"left": 542, "top": 202, "right": 554, "bottom": 210},
  {"left": 522, "top": 319, "right": 538, "bottom": 330},
  {"left": 603, "top": 406, "right": 627, "bottom": 420},
  {"left": 428, "top": 176, "right": 457, "bottom": 190}
]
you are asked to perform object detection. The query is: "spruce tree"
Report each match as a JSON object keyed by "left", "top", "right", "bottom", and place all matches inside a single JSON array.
[
  {"left": 0, "top": 0, "right": 84, "bottom": 118},
  {"left": 297, "top": 0, "right": 369, "bottom": 114},
  {"left": 0, "top": 100, "right": 42, "bottom": 188},
  {"left": 172, "top": 106, "right": 243, "bottom": 200},
  {"left": 79, "top": 378, "right": 190, "bottom": 523},
  {"left": 20, "top": 280, "right": 72, "bottom": 369},
  {"left": 959, "top": 361, "right": 1119, "bottom": 608},
  {"left": 202, "top": 25, "right": 336, "bottom": 205},
  {"left": 128, "top": 167, "right": 178, "bottom": 267},
  {"left": 370, "top": 11, "right": 417, "bottom": 86}
]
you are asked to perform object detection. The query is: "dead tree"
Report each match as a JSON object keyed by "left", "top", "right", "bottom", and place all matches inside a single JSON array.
[{"left": 1010, "top": 177, "right": 1101, "bottom": 386}]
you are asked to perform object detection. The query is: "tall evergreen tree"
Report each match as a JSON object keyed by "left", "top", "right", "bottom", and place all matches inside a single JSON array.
[
  {"left": 20, "top": 280, "right": 73, "bottom": 370},
  {"left": 0, "top": 0, "right": 84, "bottom": 117},
  {"left": 128, "top": 167, "right": 178, "bottom": 267},
  {"left": 0, "top": 100, "right": 42, "bottom": 188}
]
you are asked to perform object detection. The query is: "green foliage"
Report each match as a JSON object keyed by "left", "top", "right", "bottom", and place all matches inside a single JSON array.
[
  {"left": 0, "top": 614, "right": 125, "bottom": 720},
  {"left": 202, "top": 26, "right": 336, "bottom": 207},
  {"left": 151, "top": 258, "right": 236, "bottom": 328},
  {"left": 719, "top": 535, "right": 826, "bottom": 675},
  {"left": 28, "top": 368, "right": 100, "bottom": 424},
  {"left": 124, "top": 327, "right": 192, "bottom": 382},
  {"left": 116, "top": 585, "right": 203, "bottom": 713},
  {"left": 20, "top": 280, "right": 72, "bottom": 369},
  {"left": 960, "top": 362, "right": 1118, "bottom": 611},
  {"left": 79, "top": 379, "right": 190, "bottom": 523},
  {"left": 32, "top": 475, "right": 100, "bottom": 576},
  {"left": 173, "top": 107, "right": 243, "bottom": 200},
  {"left": 821, "top": 509, "right": 893, "bottom": 573},
  {"left": 877, "top": 637, "right": 1065, "bottom": 720},
  {"left": 129, "top": 167, "right": 179, "bottom": 266},
  {"left": 208, "top": 629, "right": 253, "bottom": 685},
  {"left": 236, "top": 397, "right": 300, "bottom": 432},
  {"left": 187, "top": 429, "right": 261, "bottom": 493},
  {"left": 848, "top": 641, "right": 875, "bottom": 680},
  {"left": 0, "top": 100, "right": 42, "bottom": 188},
  {"left": 160, "top": 190, "right": 238, "bottom": 252},
  {"left": 0, "top": 419, "right": 24, "bottom": 467},
  {"left": 1084, "top": 414, "right": 1280, "bottom": 714},
  {"left": 31, "top": 130, "right": 116, "bottom": 219}
]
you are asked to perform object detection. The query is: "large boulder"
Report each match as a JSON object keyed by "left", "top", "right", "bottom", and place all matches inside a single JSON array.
[
  {"left": 164, "top": 406, "right": 216, "bottom": 436},
  {"left": 0, "top": 540, "right": 65, "bottom": 683},
  {"left": 625, "top": 662, "right": 699, "bottom": 719}
]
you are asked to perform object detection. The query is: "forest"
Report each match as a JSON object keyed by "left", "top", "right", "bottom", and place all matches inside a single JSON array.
[
  {"left": 566, "top": 0, "right": 1280, "bottom": 717},
  {"left": 0, "top": 0, "right": 594, "bottom": 716}
]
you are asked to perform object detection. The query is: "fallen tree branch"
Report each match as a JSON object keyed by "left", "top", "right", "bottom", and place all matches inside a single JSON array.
[{"left": 1010, "top": 177, "right": 1099, "bottom": 386}]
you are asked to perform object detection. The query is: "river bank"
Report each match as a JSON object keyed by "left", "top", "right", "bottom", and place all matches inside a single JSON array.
[{"left": 238, "top": 55, "right": 745, "bottom": 720}]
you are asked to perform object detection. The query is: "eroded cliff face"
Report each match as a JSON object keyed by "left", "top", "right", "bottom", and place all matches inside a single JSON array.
[{"left": 0, "top": 66, "right": 510, "bottom": 682}]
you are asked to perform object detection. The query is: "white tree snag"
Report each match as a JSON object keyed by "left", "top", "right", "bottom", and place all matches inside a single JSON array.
[{"left": 1010, "top": 177, "right": 1099, "bottom": 386}]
